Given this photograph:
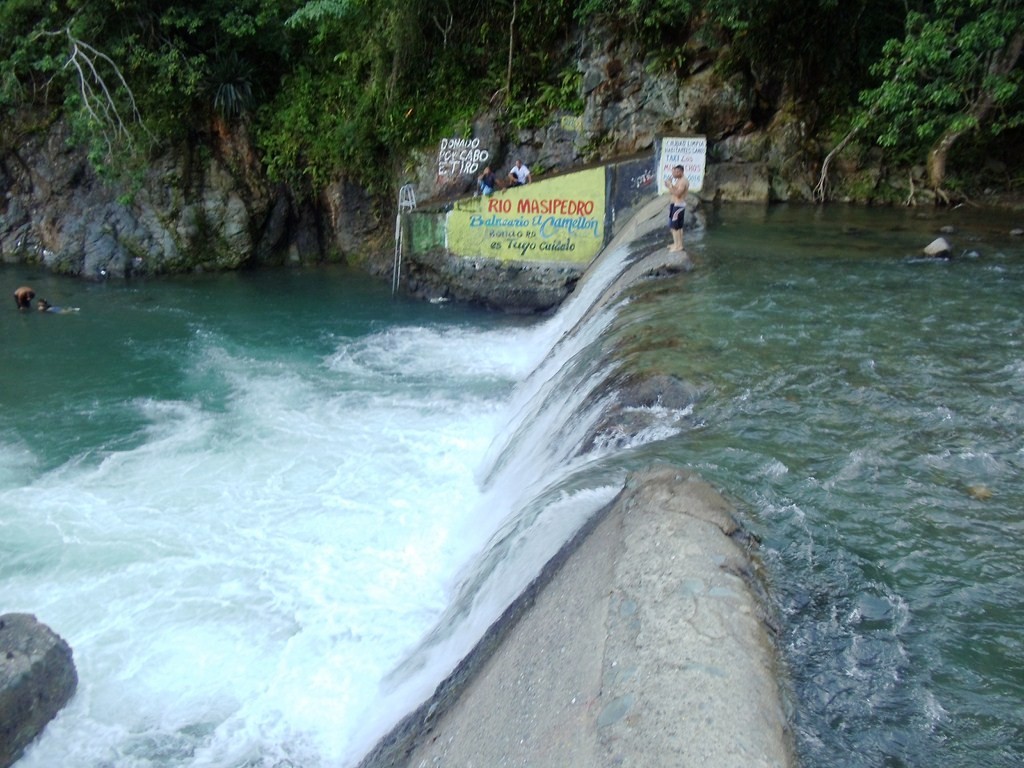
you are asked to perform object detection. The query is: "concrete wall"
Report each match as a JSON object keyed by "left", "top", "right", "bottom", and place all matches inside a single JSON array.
[{"left": 398, "top": 153, "right": 670, "bottom": 311}]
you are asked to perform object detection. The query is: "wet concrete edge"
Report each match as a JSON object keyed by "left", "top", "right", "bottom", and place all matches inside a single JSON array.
[
  {"left": 356, "top": 486, "right": 615, "bottom": 768},
  {"left": 360, "top": 462, "right": 798, "bottom": 768}
]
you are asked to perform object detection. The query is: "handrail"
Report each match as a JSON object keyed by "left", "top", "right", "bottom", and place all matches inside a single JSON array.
[{"left": 392, "top": 184, "right": 417, "bottom": 295}]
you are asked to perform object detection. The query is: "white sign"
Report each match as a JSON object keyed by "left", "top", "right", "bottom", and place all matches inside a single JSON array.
[{"left": 657, "top": 136, "right": 706, "bottom": 193}]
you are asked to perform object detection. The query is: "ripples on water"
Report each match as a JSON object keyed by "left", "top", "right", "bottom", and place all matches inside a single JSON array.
[
  {"left": 617, "top": 204, "right": 1024, "bottom": 767},
  {"left": 2, "top": 204, "right": 1022, "bottom": 768}
]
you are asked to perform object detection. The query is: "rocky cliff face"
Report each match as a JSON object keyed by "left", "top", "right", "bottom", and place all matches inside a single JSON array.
[
  {"left": 0, "top": 34, "right": 856, "bottom": 282},
  {"left": 0, "top": 113, "right": 380, "bottom": 278},
  {"left": 401, "top": 36, "right": 820, "bottom": 218}
]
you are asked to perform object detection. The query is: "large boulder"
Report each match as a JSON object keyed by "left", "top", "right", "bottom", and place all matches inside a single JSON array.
[
  {"left": 702, "top": 161, "right": 772, "bottom": 202},
  {"left": 0, "top": 614, "right": 78, "bottom": 768}
]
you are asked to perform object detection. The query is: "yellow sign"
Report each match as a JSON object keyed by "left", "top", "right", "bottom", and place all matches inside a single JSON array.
[{"left": 446, "top": 167, "right": 606, "bottom": 263}]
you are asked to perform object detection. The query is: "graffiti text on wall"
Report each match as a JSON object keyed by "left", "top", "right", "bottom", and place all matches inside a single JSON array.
[{"left": 437, "top": 137, "right": 490, "bottom": 179}]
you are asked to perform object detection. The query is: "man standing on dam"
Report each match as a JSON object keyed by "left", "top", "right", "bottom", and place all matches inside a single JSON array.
[{"left": 667, "top": 164, "right": 689, "bottom": 253}]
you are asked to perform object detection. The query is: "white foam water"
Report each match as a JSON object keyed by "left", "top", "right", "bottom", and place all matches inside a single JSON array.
[
  {"left": 2, "top": 230, "right": 659, "bottom": 768},
  {"left": 2, "top": 196, "right": 685, "bottom": 768},
  {"left": 1, "top": 316, "right": 550, "bottom": 767}
]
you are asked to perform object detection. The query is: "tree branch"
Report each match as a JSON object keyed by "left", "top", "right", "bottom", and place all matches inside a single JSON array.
[
  {"left": 40, "top": 27, "right": 149, "bottom": 158},
  {"left": 504, "top": 0, "right": 517, "bottom": 106},
  {"left": 813, "top": 125, "right": 861, "bottom": 202},
  {"left": 927, "top": 29, "right": 1023, "bottom": 195},
  {"left": 430, "top": 1, "right": 454, "bottom": 48},
  {"left": 814, "top": 49, "right": 915, "bottom": 203}
]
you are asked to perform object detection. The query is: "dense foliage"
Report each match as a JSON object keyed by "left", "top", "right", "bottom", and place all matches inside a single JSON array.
[
  {"left": 1, "top": 0, "right": 1021, "bottom": 198},
  {"left": 576, "top": 0, "right": 908, "bottom": 115},
  {"left": 856, "top": 0, "right": 1023, "bottom": 192}
]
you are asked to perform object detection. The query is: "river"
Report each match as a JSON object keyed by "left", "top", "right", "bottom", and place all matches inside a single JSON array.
[{"left": 2, "top": 201, "right": 1022, "bottom": 767}]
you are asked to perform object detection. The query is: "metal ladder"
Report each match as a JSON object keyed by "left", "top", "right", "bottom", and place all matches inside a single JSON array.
[{"left": 392, "top": 184, "right": 417, "bottom": 295}]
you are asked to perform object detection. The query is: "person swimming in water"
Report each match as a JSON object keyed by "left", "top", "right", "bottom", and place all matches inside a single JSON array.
[{"left": 36, "top": 298, "right": 80, "bottom": 314}]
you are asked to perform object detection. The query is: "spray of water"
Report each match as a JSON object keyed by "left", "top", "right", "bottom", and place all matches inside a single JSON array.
[{"left": 3, "top": 198, "right": 690, "bottom": 767}]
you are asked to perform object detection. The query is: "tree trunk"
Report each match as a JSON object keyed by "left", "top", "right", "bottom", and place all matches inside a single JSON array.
[
  {"left": 813, "top": 125, "right": 860, "bottom": 202},
  {"left": 504, "top": 0, "right": 517, "bottom": 105},
  {"left": 927, "top": 29, "right": 1023, "bottom": 196},
  {"left": 926, "top": 129, "right": 960, "bottom": 199}
]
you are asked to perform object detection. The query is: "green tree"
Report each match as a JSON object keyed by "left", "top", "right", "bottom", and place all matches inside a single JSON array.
[
  {"left": 258, "top": 0, "right": 482, "bottom": 194},
  {"left": 855, "top": 0, "right": 1023, "bottom": 199},
  {"left": 1, "top": 0, "right": 302, "bottom": 153},
  {"left": 258, "top": 0, "right": 581, "bottom": 196},
  {"left": 575, "top": 0, "right": 904, "bottom": 118}
]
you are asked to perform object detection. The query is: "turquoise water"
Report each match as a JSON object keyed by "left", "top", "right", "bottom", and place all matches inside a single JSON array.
[
  {"left": 616, "top": 204, "right": 1024, "bottom": 766},
  {"left": 2, "top": 266, "right": 553, "bottom": 766},
  {"left": 3, "top": 202, "right": 1023, "bottom": 767}
]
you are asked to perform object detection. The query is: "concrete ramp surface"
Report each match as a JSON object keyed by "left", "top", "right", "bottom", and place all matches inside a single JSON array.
[{"left": 372, "top": 466, "right": 794, "bottom": 768}]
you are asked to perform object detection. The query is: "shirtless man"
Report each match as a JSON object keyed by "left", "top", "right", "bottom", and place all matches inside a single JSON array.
[
  {"left": 13, "top": 286, "right": 35, "bottom": 309},
  {"left": 667, "top": 165, "right": 689, "bottom": 253}
]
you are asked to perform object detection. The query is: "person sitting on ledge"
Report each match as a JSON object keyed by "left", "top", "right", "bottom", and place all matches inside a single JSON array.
[
  {"left": 507, "top": 159, "right": 531, "bottom": 186},
  {"left": 478, "top": 165, "right": 497, "bottom": 196}
]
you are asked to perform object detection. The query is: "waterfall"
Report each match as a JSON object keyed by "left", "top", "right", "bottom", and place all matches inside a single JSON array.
[
  {"left": 2, "top": 195, "right": 699, "bottom": 768},
  {"left": 351, "top": 195, "right": 696, "bottom": 762}
]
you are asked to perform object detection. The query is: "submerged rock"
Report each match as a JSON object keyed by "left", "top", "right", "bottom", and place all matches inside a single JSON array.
[
  {"left": 580, "top": 372, "right": 701, "bottom": 454},
  {"left": 966, "top": 484, "right": 993, "bottom": 501},
  {"left": 0, "top": 613, "right": 78, "bottom": 768}
]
